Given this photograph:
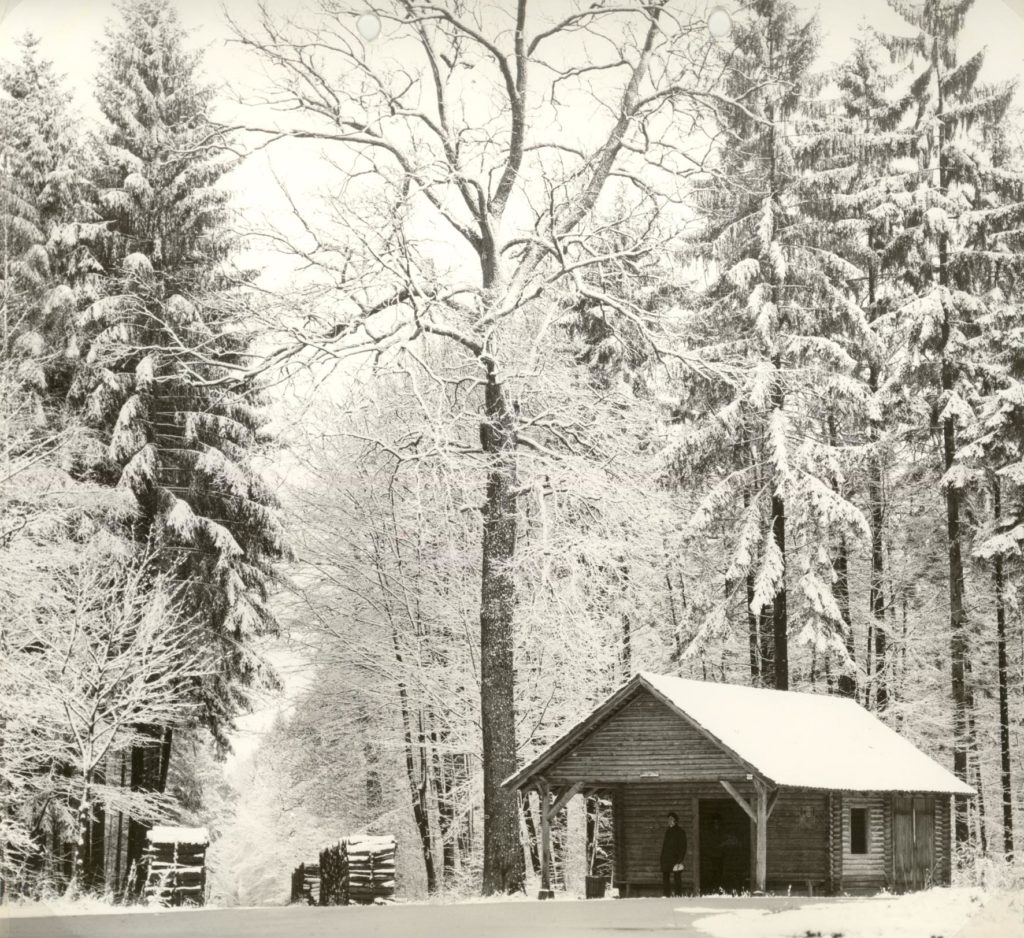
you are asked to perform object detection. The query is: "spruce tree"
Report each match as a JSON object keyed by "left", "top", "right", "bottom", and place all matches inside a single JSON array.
[
  {"left": 670, "top": 0, "right": 870, "bottom": 691},
  {"left": 955, "top": 113, "right": 1024, "bottom": 857},
  {"left": 829, "top": 28, "right": 922, "bottom": 707},
  {"left": 1, "top": 35, "right": 94, "bottom": 436},
  {"left": 72, "top": 0, "right": 286, "bottom": 886},
  {"left": 879, "top": 0, "right": 1020, "bottom": 847}
]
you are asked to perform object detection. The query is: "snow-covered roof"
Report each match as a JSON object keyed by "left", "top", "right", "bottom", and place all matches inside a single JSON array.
[
  {"left": 504, "top": 672, "right": 974, "bottom": 795},
  {"left": 147, "top": 826, "right": 210, "bottom": 845}
]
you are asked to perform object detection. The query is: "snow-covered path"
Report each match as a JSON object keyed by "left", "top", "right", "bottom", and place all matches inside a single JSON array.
[
  {"left": 2, "top": 890, "right": 1004, "bottom": 938},
  {"left": 0, "top": 896, "right": 836, "bottom": 938}
]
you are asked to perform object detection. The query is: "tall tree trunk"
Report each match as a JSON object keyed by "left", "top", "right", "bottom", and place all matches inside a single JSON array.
[
  {"left": 113, "top": 753, "right": 126, "bottom": 893},
  {"left": 765, "top": 28, "right": 788, "bottom": 694},
  {"left": 992, "top": 479, "right": 1015, "bottom": 857},
  {"left": 746, "top": 572, "right": 761, "bottom": 684},
  {"left": 621, "top": 612, "right": 632, "bottom": 680},
  {"left": 829, "top": 411, "right": 856, "bottom": 697},
  {"left": 935, "top": 53, "right": 972, "bottom": 846},
  {"left": 430, "top": 724, "right": 457, "bottom": 885},
  {"left": 521, "top": 792, "right": 541, "bottom": 877},
  {"left": 770, "top": 489, "right": 788, "bottom": 690},
  {"left": 125, "top": 724, "right": 170, "bottom": 896},
  {"left": 965, "top": 681, "right": 987, "bottom": 856},
  {"left": 479, "top": 369, "right": 525, "bottom": 894},
  {"left": 390, "top": 629, "right": 437, "bottom": 893},
  {"left": 868, "top": 365, "right": 888, "bottom": 710}
]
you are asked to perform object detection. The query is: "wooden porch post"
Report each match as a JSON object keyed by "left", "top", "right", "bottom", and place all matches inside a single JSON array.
[
  {"left": 538, "top": 779, "right": 554, "bottom": 900},
  {"left": 753, "top": 777, "right": 768, "bottom": 893}
]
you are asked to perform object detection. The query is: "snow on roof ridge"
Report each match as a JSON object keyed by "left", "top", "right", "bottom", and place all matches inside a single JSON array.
[{"left": 639, "top": 670, "right": 862, "bottom": 703}]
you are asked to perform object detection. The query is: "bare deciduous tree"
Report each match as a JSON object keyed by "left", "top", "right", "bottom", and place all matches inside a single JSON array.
[{"left": 226, "top": 0, "right": 738, "bottom": 892}]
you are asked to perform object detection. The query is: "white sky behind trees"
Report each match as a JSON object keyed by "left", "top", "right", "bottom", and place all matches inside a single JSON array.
[
  {"left": 2, "top": 0, "right": 1022, "bottom": 768},
  {"left": 2, "top": 0, "right": 1022, "bottom": 103},
  {"left": 3, "top": 0, "right": 1022, "bottom": 287}
]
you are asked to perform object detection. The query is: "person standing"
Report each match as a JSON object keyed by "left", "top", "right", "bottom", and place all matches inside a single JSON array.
[{"left": 660, "top": 812, "right": 688, "bottom": 896}]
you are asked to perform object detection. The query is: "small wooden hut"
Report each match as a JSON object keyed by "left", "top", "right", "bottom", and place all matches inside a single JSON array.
[
  {"left": 503, "top": 673, "right": 973, "bottom": 898},
  {"left": 141, "top": 826, "right": 209, "bottom": 906}
]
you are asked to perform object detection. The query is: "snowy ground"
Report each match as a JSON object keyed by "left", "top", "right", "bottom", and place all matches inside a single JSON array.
[
  {"left": 690, "top": 887, "right": 988, "bottom": 938},
  {"left": 1, "top": 887, "right": 1007, "bottom": 938}
]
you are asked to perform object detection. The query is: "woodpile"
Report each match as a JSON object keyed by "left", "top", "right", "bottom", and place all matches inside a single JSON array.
[
  {"left": 142, "top": 826, "right": 209, "bottom": 907},
  {"left": 290, "top": 862, "right": 320, "bottom": 905},
  {"left": 318, "top": 835, "right": 396, "bottom": 905}
]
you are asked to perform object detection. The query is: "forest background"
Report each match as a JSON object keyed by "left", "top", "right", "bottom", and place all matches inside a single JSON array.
[{"left": 2, "top": 0, "right": 1024, "bottom": 906}]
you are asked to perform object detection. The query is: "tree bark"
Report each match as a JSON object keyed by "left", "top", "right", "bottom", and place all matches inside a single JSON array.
[
  {"left": 992, "top": 478, "right": 1015, "bottom": 857},
  {"left": 391, "top": 630, "right": 437, "bottom": 893},
  {"left": 770, "top": 490, "right": 788, "bottom": 691},
  {"left": 746, "top": 572, "right": 761, "bottom": 684},
  {"left": 521, "top": 792, "right": 541, "bottom": 877},
  {"left": 868, "top": 366, "right": 888, "bottom": 710},
  {"left": 766, "top": 49, "right": 788, "bottom": 692},
  {"left": 124, "top": 724, "right": 169, "bottom": 896},
  {"left": 829, "top": 411, "right": 856, "bottom": 698},
  {"left": 935, "top": 48, "right": 972, "bottom": 846},
  {"left": 479, "top": 368, "right": 525, "bottom": 894}
]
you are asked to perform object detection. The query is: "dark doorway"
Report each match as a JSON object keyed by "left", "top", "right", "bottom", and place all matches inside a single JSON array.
[{"left": 699, "top": 798, "right": 751, "bottom": 894}]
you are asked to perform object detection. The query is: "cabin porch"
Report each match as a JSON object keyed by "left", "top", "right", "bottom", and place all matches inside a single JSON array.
[{"left": 527, "top": 777, "right": 829, "bottom": 898}]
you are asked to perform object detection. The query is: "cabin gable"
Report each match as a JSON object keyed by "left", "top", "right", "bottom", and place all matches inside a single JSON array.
[{"left": 545, "top": 689, "right": 746, "bottom": 784}]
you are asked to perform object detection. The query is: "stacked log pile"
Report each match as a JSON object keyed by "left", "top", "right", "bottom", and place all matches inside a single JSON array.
[
  {"left": 290, "top": 862, "right": 320, "bottom": 904},
  {"left": 346, "top": 835, "right": 396, "bottom": 903},
  {"left": 142, "top": 827, "right": 209, "bottom": 907},
  {"left": 318, "top": 835, "right": 396, "bottom": 905},
  {"left": 318, "top": 844, "right": 348, "bottom": 905}
]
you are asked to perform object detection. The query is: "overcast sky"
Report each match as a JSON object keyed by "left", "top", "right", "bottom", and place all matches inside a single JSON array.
[{"left": 2, "top": 0, "right": 1023, "bottom": 111}]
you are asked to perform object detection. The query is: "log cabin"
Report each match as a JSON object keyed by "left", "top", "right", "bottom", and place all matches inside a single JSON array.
[{"left": 503, "top": 673, "right": 974, "bottom": 898}]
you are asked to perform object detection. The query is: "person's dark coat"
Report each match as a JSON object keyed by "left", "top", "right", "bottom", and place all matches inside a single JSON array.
[{"left": 660, "top": 824, "right": 687, "bottom": 872}]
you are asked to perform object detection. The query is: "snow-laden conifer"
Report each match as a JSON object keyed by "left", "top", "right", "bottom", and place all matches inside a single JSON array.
[{"left": 666, "top": 0, "right": 872, "bottom": 691}]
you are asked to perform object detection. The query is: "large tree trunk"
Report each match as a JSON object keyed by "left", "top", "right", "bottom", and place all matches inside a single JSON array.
[
  {"left": 479, "top": 370, "right": 525, "bottom": 894},
  {"left": 992, "top": 478, "right": 1015, "bottom": 857}
]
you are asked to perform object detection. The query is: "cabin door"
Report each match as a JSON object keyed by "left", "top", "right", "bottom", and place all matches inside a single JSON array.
[
  {"left": 892, "top": 797, "right": 934, "bottom": 891},
  {"left": 698, "top": 799, "right": 750, "bottom": 894}
]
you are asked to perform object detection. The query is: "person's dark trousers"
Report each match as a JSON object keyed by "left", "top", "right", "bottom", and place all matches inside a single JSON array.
[{"left": 661, "top": 869, "right": 682, "bottom": 896}]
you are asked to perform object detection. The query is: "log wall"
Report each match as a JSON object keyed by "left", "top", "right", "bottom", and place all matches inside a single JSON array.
[
  {"left": 838, "top": 793, "right": 887, "bottom": 890},
  {"left": 548, "top": 694, "right": 745, "bottom": 784},
  {"left": 613, "top": 782, "right": 830, "bottom": 895},
  {"left": 764, "top": 789, "right": 829, "bottom": 893}
]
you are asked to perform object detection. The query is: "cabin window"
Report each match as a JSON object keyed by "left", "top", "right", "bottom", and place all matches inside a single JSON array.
[{"left": 850, "top": 807, "right": 869, "bottom": 854}]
